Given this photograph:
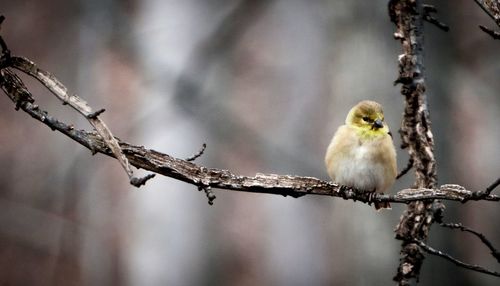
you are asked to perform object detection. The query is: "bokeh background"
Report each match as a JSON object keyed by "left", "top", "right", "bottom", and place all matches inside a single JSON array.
[{"left": 1, "top": 1, "right": 499, "bottom": 285}]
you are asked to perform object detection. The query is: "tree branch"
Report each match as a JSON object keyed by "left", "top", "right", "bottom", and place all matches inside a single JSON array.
[
  {"left": 415, "top": 240, "right": 500, "bottom": 278},
  {"left": 185, "top": 143, "right": 207, "bottom": 162},
  {"left": 474, "top": 0, "right": 500, "bottom": 39},
  {"left": 440, "top": 222, "right": 500, "bottom": 263},
  {"left": 0, "top": 16, "right": 153, "bottom": 186},
  {"left": 479, "top": 24, "right": 500, "bottom": 39},
  {"left": 1, "top": 61, "right": 499, "bottom": 206},
  {"left": 423, "top": 4, "right": 449, "bottom": 31},
  {"left": 389, "top": 1, "right": 444, "bottom": 284},
  {"left": 396, "top": 158, "right": 414, "bottom": 180},
  {"left": 485, "top": 177, "right": 500, "bottom": 196},
  {"left": 7, "top": 56, "right": 154, "bottom": 187},
  {"left": 1, "top": 10, "right": 499, "bottom": 284},
  {"left": 474, "top": 0, "right": 500, "bottom": 25}
]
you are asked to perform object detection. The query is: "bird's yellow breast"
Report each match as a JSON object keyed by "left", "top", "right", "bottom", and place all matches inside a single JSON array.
[{"left": 351, "top": 125, "right": 389, "bottom": 141}]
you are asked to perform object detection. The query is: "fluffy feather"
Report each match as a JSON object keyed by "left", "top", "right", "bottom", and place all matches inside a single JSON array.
[{"left": 325, "top": 100, "right": 397, "bottom": 210}]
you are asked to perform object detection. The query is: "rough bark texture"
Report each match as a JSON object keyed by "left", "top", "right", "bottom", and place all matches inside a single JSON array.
[
  {"left": 1, "top": 63, "right": 497, "bottom": 207},
  {"left": 475, "top": 0, "right": 500, "bottom": 39},
  {"left": 389, "top": 0, "right": 444, "bottom": 284},
  {"left": 7, "top": 57, "right": 153, "bottom": 186},
  {"left": 475, "top": 0, "right": 500, "bottom": 26}
]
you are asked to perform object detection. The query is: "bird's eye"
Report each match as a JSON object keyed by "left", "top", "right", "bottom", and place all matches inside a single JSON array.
[{"left": 362, "top": 116, "right": 371, "bottom": 122}]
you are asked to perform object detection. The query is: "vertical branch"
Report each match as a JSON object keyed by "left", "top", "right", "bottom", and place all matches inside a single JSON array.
[{"left": 389, "top": 0, "right": 443, "bottom": 284}]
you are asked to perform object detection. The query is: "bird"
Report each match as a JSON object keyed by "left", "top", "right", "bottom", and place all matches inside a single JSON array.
[{"left": 325, "top": 100, "right": 397, "bottom": 210}]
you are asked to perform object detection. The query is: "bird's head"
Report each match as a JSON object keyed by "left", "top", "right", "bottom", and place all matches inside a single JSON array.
[{"left": 345, "top": 100, "right": 389, "bottom": 137}]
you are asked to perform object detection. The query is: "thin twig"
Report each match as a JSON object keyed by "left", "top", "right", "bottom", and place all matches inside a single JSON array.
[
  {"left": 423, "top": 4, "right": 449, "bottom": 31},
  {"left": 0, "top": 18, "right": 143, "bottom": 184},
  {"left": 415, "top": 240, "right": 500, "bottom": 278},
  {"left": 396, "top": 158, "right": 413, "bottom": 179},
  {"left": 485, "top": 177, "right": 500, "bottom": 195},
  {"left": 440, "top": 222, "right": 500, "bottom": 263},
  {"left": 198, "top": 185, "right": 216, "bottom": 205},
  {"left": 8, "top": 56, "right": 153, "bottom": 187},
  {"left": 479, "top": 25, "right": 500, "bottom": 39},
  {"left": 186, "top": 143, "right": 207, "bottom": 162},
  {"left": 0, "top": 16, "right": 10, "bottom": 68},
  {"left": 424, "top": 14, "right": 450, "bottom": 31},
  {"left": 87, "top": 108, "right": 106, "bottom": 119},
  {"left": 0, "top": 31, "right": 125, "bottom": 178},
  {"left": 467, "top": 177, "right": 500, "bottom": 200}
]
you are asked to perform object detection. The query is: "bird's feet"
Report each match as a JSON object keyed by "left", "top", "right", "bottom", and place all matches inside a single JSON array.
[
  {"left": 366, "top": 190, "right": 377, "bottom": 206},
  {"left": 339, "top": 185, "right": 349, "bottom": 200}
]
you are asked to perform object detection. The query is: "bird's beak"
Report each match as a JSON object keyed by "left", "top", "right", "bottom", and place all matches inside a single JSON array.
[{"left": 373, "top": 119, "right": 384, "bottom": 129}]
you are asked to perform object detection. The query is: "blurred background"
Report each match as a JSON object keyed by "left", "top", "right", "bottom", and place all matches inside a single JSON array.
[{"left": 1, "top": 0, "right": 499, "bottom": 285}]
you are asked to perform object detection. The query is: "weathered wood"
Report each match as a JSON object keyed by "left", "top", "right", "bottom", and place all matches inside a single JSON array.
[{"left": 389, "top": 0, "right": 442, "bottom": 284}]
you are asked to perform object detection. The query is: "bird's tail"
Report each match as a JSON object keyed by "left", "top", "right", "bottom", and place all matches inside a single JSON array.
[{"left": 374, "top": 202, "right": 391, "bottom": 210}]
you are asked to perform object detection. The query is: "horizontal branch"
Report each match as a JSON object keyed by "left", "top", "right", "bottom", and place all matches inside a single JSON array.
[{"left": 0, "top": 67, "right": 498, "bottom": 205}]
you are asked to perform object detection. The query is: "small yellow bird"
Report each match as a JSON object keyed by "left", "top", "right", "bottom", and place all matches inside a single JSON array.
[{"left": 325, "top": 100, "right": 397, "bottom": 210}]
